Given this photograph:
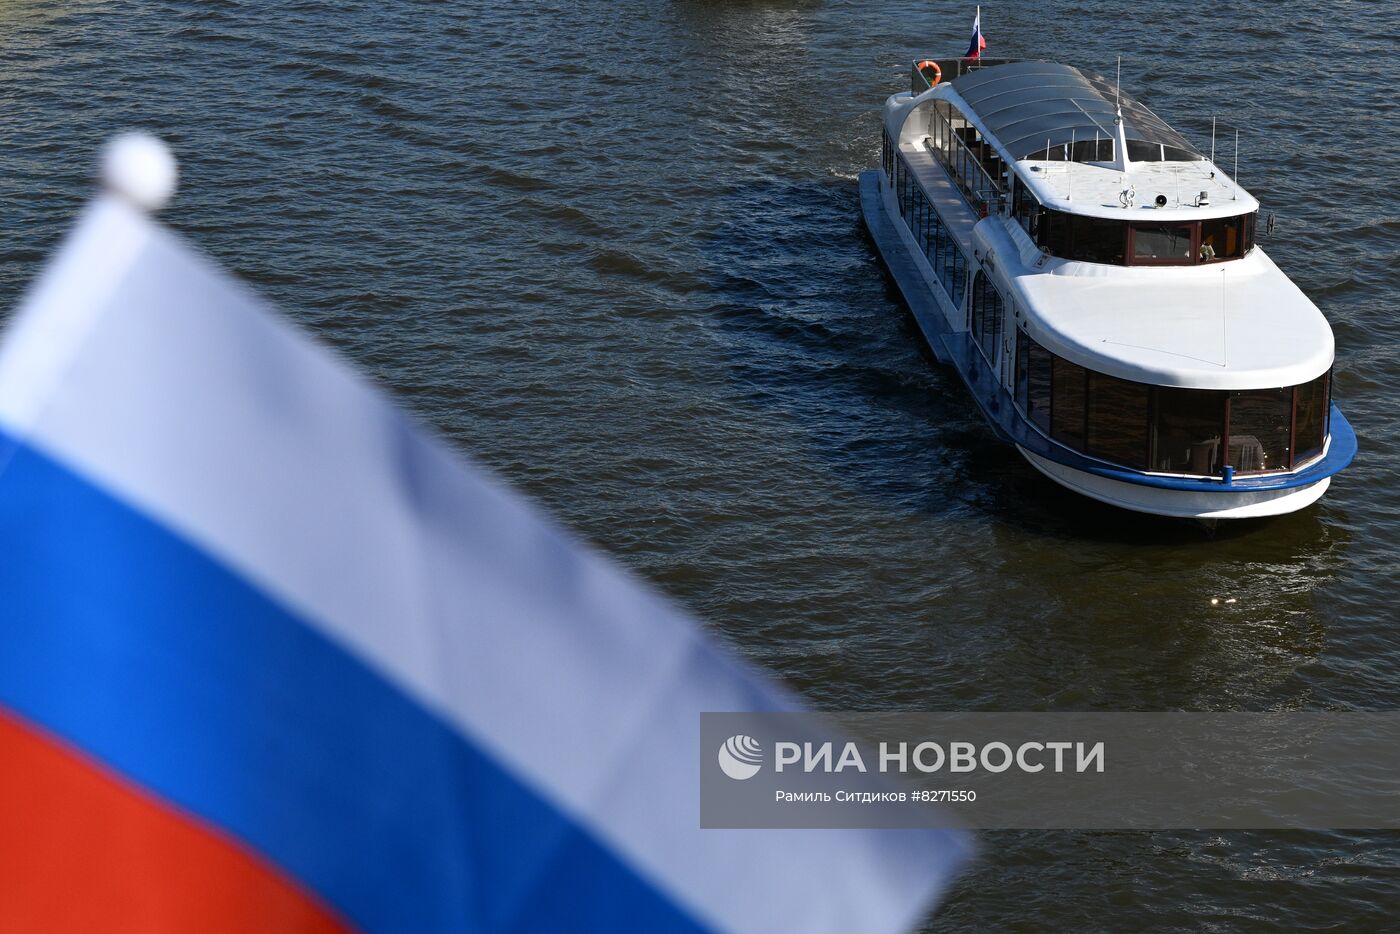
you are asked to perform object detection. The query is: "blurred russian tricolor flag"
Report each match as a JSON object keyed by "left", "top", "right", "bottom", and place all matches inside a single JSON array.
[{"left": 0, "top": 135, "right": 966, "bottom": 933}]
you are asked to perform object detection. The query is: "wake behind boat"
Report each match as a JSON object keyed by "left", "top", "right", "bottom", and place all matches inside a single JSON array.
[{"left": 860, "top": 55, "right": 1355, "bottom": 519}]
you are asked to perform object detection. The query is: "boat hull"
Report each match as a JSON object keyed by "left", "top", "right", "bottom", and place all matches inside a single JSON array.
[{"left": 1018, "top": 448, "right": 1330, "bottom": 519}]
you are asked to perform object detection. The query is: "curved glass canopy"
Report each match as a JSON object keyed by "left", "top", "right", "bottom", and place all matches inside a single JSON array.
[{"left": 949, "top": 61, "right": 1201, "bottom": 162}]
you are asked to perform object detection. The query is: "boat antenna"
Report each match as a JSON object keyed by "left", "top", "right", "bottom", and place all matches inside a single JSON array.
[
  {"left": 1233, "top": 127, "right": 1239, "bottom": 200},
  {"left": 1210, "top": 115, "right": 1216, "bottom": 164},
  {"left": 1115, "top": 56, "right": 1121, "bottom": 112}
]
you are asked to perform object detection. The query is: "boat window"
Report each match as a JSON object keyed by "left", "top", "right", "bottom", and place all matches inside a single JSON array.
[
  {"left": 1200, "top": 213, "right": 1252, "bottom": 262},
  {"left": 1012, "top": 177, "right": 1038, "bottom": 235},
  {"left": 1085, "top": 372, "right": 1150, "bottom": 469},
  {"left": 1126, "top": 140, "right": 1165, "bottom": 162},
  {"left": 1015, "top": 330, "right": 1030, "bottom": 410},
  {"left": 1150, "top": 388, "right": 1225, "bottom": 474},
  {"left": 1031, "top": 205, "right": 1128, "bottom": 265},
  {"left": 950, "top": 246, "right": 966, "bottom": 307},
  {"left": 934, "top": 217, "right": 956, "bottom": 294},
  {"left": 1070, "top": 138, "right": 1114, "bottom": 163},
  {"left": 914, "top": 186, "right": 925, "bottom": 248},
  {"left": 921, "top": 194, "right": 933, "bottom": 252},
  {"left": 1014, "top": 333, "right": 1329, "bottom": 476},
  {"left": 983, "top": 277, "right": 1002, "bottom": 360},
  {"left": 968, "top": 271, "right": 982, "bottom": 345},
  {"left": 969, "top": 271, "right": 1003, "bottom": 361},
  {"left": 1028, "top": 204, "right": 1257, "bottom": 266},
  {"left": 1051, "top": 356, "right": 1088, "bottom": 450},
  {"left": 1131, "top": 223, "right": 1194, "bottom": 263},
  {"left": 927, "top": 206, "right": 943, "bottom": 267},
  {"left": 1026, "top": 338, "right": 1052, "bottom": 431},
  {"left": 1070, "top": 214, "right": 1127, "bottom": 265},
  {"left": 1036, "top": 206, "right": 1072, "bottom": 258},
  {"left": 1292, "top": 371, "right": 1330, "bottom": 465},
  {"left": 1228, "top": 387, "right": 1293, "bottom": 472}
]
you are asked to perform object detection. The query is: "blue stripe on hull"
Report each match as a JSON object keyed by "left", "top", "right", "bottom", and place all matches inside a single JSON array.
[
  {"left": 0, "top": 431, "right": 704, "bottom": 934},
  {"left": 858, "top": 170, "right": 1357, "bottom": 494}
]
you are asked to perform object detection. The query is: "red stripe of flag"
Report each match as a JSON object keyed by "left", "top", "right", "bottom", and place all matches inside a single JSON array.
[{"left": 0, "top": 708, "right": 355, "bottom": 934}]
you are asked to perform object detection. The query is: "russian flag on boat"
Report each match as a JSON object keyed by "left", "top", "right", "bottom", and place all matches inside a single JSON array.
[
  {"left": 964, "top": 7, "right": 987, "bottom": 60},
  {"left": 0, "top": 136, "right": 967, "bottom": 934}
]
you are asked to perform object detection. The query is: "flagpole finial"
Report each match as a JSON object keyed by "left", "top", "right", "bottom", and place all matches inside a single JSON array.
[{"left": 102, "top": 132, "right": 178, "bottom": 212}]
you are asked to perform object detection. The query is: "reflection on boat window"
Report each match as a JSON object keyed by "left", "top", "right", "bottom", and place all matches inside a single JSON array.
[
  {"left": 969, "top": 271, "right": 1003, "bottom": 362},
  {"left": 1151, "top": 388, "right": 1225, "bottom": 474},
  {"left": 1132, "top": 224, "right": 1194, "bottom": 263},
  {"left": 1051, "top": 356, "right": 1088, "bottom": 449},
  {"left": 1227, "top": 388, "right": 1292, "bottom": 472},
  {"left": 1015, "top": 330, "right": 1330, "bottom": 476},
  {"left": 1292, "top": 372, "right": 1330, "bottom": 464},
  {"left": 1038, "top": 209, "right": 1127, "bottom": 265},
  {"left": 1086, "top": 372, "right": 1150, "bottom": 469},
  {"left": 1019, "top": 336, "right": 1052, "bottom": 432},
  {"left": 1200, "top": 214, "right": 1251, "bottom": 261}
]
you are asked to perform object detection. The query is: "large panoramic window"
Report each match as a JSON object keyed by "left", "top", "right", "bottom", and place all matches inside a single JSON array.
[
  {"left": 1200, "top": 214, "right": 1248, "bottom": 262},
  {"left": 1227, "top": 387, "right": 1292, "bottom": 472},
  {"left": 1131, "top": 224, "right": 1194, "bottom": 264},
  {"left": 1051, "top": 356, "right": 1088, "bottom": 450},
  {"left": 1085, "top": 372, "right": 1150, "bottom": 469},
  {"left": 1014, "top": 332, "right": 1330, "bottom": 477},
  {"left": 1069, "top": 214, "right": 1126, "bottom": 265},
  {"left": 1293, "top": 372, "right": 1330, "bottom": 465},
  {"left": 1025, "top": 339, "right": 1052, "bottom": 432},
  {"left": 1150, "top": 388, "right": 1225, "bottom": 474}
]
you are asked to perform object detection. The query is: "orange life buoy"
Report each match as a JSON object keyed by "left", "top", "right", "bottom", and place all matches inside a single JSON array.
[{"left": 916, "top": 59, "right": 942, "bottom": 88}]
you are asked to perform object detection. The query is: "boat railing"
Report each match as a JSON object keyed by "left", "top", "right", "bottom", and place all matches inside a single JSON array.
[
  {"left": 910, "top": 57, "right": 1021, "bottom": 95},
  {"left": 926, "top": 113, "right": 1005, "bottom": 218}
]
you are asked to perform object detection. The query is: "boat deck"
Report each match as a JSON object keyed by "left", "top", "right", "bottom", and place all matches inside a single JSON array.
[{"left": 898, "top": 140, "right": 981, "bottom": 246}]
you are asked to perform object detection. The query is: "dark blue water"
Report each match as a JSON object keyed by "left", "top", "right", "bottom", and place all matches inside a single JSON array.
[{"left": 2, "top": 0, "right": 1398, "bottom": 928}]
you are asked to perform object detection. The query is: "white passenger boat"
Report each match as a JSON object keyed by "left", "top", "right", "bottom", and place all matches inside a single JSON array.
[{"left": 860, "top": 58, "right": 1355, "bottom": 519}]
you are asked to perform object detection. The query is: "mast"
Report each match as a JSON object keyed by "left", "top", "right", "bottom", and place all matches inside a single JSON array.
[{"left": 1111, "top": 56, "right": 1131, "bottom": 174}]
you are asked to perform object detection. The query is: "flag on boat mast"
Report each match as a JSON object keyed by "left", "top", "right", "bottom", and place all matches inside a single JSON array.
[
  {"left": 0, "top": 134, "right": 968, "bottom": 933},
  {"left": 964, "top": 6, "right": 987, "bottom": 60}
]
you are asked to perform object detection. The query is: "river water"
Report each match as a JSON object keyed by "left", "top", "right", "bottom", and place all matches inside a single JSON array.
[{"left": 2, "top": 0, "right": 1398, "bottom": 928}]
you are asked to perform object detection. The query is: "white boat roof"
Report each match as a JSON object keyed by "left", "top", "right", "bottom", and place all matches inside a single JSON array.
[
  {"left": 1016, "top": 157, "right": 1258, "bottom": 221},
  {"left": 980, "top": 226, "right": 1333, "bottom": 390}
]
